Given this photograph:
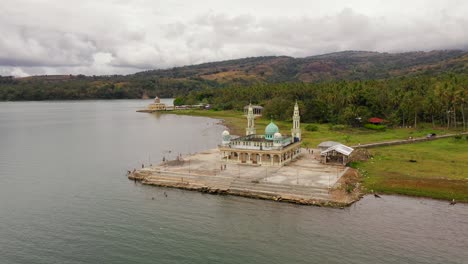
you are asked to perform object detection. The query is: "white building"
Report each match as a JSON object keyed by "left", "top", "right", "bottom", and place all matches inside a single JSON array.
[{"left": 219, "top": 102, "right": 302, "bottom": 166}]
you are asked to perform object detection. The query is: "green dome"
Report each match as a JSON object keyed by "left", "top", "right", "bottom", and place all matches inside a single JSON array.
[{"left": 265, "top": 121, "right": 279, "bottom": 140}]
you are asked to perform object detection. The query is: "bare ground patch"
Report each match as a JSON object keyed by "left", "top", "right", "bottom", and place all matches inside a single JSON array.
[{"left": 331, "top": 168, "right": 363, "bottom": 204}]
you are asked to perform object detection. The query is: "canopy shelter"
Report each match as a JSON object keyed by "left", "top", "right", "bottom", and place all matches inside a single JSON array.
[
  {"left": 317, "top": 141, "right": 341, "bottom": 151},
  {"left": 320, "top": 144, "right": 354, "bottom": 165}
]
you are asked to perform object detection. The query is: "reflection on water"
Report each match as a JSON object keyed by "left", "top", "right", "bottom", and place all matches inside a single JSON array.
[{"left": 0, "top": 100, "right": 467, "bottom": 264}]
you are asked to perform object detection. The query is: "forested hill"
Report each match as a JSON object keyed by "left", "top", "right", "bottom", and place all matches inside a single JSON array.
[
  {"left": 137, "top": 50, "right": 468, "bottom": 82},
  {"left": 1, "top": 50, "right": 467, "bottom": 101}
]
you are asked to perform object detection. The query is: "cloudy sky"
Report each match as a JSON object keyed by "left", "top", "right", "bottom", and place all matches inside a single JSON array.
[{"left": 1, "top": 0, "right": 467, "bottom": 76}]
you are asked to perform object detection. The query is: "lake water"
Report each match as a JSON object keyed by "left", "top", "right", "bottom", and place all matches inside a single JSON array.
[{"left": 0, "top": 100, "right": 467, "bottom": 264}]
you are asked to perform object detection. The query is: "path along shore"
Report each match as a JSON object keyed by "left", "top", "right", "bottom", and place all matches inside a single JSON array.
[{"left": 352, "top": 132, "right": 468, "bottom": 148}]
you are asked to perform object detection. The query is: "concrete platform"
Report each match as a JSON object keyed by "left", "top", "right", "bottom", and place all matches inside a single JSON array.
[{"left": 130, "top": 148, "right": 355, "bottom": 206}]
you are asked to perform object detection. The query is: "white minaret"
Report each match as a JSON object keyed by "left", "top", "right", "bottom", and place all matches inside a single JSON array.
[
  {"left": 291, "top": 101, "right": 301, "bottom": 141},
  {"left": 246, "top": 103, "right": 256, "bottom": 136}
]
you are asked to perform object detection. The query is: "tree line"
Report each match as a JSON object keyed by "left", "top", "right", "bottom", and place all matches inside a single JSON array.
[
  {"left": 2, "top": 72, "right": 467, "bottom": 130},
  {"left": 0, "top": 75, "right": 220, "bottom": 101},
  {"left": 176, "top": 73, "right": 467, "bottom": 130}
]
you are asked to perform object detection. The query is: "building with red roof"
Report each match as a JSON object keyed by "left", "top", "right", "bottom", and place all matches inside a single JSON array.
[{"left": 368, "top": 117, "right": 384, "bottom": 124}]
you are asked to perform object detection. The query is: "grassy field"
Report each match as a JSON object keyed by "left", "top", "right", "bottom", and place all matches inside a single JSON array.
[
  {"left": 356, "top": 138, "right": 468, "bottom": 202},
  {"left": 169, "top": 109, "right": 468, "bottom": 201},
  {"left": 172, "top": 109, "right": 456, "bottom": 146}
]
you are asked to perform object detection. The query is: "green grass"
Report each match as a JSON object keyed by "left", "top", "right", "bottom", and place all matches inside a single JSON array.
[
  {"left": 171, "top": 109, "right": 456, "bottom": 146},
  {"left": 300, "top": 124, "right": 456, "bottom": 147},
  {"left": 358, "top": 138, "right": 468, "bottom": 202},
  {"left": 168, "top": 109, "right": 468, "bottom": 201}
]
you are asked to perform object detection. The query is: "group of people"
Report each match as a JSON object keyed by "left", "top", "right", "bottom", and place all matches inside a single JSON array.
[{"left": 220, "top": 164, "right": 227, "bottom": 171}]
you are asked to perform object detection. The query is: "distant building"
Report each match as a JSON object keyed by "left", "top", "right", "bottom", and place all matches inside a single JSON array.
[
  {"left": 147, "top": 96, "right": 167, "bottom": 111},
  {"left": 243, "top": 105, "right": 263, "bottom": 116},
  {"left": 219, "top": 102, "right": 301, "bottom": 166},
  {"left": 368, "top": 117, "right": 384, "bottom": 125}
]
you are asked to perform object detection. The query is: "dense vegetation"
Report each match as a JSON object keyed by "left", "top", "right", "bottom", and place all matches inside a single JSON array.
[
  {"left": 1, "top": 50, "right": 467, "bottom": 102},
  {"left": 0, "top": 74, "right": 215, "bottom": 101},
  {"left": 178, "top": 73, "right": 468, "bottom": 129}
]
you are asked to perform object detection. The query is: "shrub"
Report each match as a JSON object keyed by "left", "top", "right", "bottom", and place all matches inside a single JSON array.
[
  {"left": 347, "top": 161, "right": 360, "bottom": 169},
  {"left": 345, "top": 183, "right": 355, "bottom": 193},
  {"left": 305, "top": 124, "right": 319, "bottom": 131},
  {"left": 364, "top": 123, "right": 386, "bottom": 131},
  {"left": 173, "top": 97, "right": 184, "bottom": 106}
]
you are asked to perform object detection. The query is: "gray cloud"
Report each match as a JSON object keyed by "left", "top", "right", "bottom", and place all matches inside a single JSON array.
[
  {"left": 0, "top": 21, "right": 97, "bottom": 67},
  {"left": 0, "top": 0, "right": 467, "bottom": 76}
]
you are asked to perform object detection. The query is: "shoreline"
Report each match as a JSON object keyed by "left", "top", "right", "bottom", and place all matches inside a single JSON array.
[
  {"left": 129, "top": 175, "right": 361, "bottom": 208},
  {"left": 157, "top": 110, "right": 468, "bottom": 203},
  {"left": 129, "top": 148, "right": 362, "bottom": 208}
]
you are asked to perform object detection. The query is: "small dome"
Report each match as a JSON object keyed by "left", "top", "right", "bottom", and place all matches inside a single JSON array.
[
  {"left": 265, "top": 121, "right": 279, "bottom": 135},
  {"left": 273, "top": 132, "right": 282, "bottom": 139},
  {"left": 222, "top": 130, "right": 230, "bottom": 136}
]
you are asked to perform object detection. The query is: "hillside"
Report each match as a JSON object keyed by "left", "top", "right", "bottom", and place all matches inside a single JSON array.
[
  {"left": 135, "top": 50, "right": 468, "bottom": 82},
  {"left": 1, "top": 50, "right": 467, "bottom": 101}
]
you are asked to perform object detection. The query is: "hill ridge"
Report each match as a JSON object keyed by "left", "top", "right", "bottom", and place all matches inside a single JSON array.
[{"left": 1, "top": 49, "right": 467, "bottom": 101}]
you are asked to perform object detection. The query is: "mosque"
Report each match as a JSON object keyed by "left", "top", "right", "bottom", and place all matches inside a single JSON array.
[
  {"left": 219, "top": 102, "right": 302, "bottom": 166},
  {"left": 147, "top": 96, "right": 167, "bottom": 111}
]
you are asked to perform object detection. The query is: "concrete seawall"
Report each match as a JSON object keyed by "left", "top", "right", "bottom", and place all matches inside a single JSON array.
[{"left": 129, "top": 148, "right": 361, "bottom": 207}]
